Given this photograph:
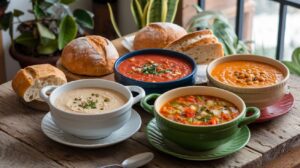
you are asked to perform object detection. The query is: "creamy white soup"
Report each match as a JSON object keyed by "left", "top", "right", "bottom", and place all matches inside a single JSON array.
[{"left": 55, "top": 88, "right": 127, "bottom": 114}]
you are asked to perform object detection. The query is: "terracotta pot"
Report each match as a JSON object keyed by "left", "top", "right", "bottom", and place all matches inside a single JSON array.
[{"left": 9, "top": 45, "right": 60, "bottom": 68}]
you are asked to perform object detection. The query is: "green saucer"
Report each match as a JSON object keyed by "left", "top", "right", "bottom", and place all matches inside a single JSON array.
[{"left": 146, "top": 119, "right": 250, "bottom": 161}]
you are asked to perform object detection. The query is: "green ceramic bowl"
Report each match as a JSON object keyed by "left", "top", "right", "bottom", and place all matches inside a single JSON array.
[{"left": 141, "top": 86, "right": 260, "bottom": 151}]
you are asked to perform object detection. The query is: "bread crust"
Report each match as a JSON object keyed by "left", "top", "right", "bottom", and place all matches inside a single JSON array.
[
  {"left": 166, "top": 29, "right": 213, "bottom": 48},
  {"left": 133, "top": 22, "right": 187, "bottom": 50},
  {"left": 180, "top": 36, "right": 218, "bottom": 51},
  {"left": 61, "top": 35, "right": 119, "bottom": 76},
  {"left": 12, "top": 64, "right": 67, "bottom": 100}
]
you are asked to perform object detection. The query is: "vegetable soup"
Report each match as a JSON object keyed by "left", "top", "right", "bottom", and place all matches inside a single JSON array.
[
  {"left": 118, "top": 54, "right": 192, "bottom": 82},
  {"left": 160, "top": 95, "right": 240, "bottom": 126}
]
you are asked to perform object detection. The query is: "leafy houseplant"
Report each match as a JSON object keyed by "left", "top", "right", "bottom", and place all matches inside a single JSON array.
[
  {"left": 282, "top": 47, "right": 300, "bottom": 75},
  {"left": 0, "top": 0, "right": 94, "bottom": 67},
  {"left": 108, "top": 0, "right": 179, "bottom": 37},
  {"left": 186, "top": 5, "right": 249, "bottom": 56}
]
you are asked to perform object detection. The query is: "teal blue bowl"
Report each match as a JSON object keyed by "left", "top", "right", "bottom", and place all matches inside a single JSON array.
[{"left": 114, "top": 49, "right": 197, "bottom": 94}]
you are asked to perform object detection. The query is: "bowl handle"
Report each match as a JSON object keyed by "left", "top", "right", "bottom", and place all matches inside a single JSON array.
[
  {"left": 40, "top": 86, "right": 58, "bottom": 103},
  {"left": 126, "top": 86, "right": 146, "bottom": 104},
  {"left": 140, "top": 94, "right": 161, "bottom": 115},
  {"left": 238, "top": 107, "right": 261, "bottom": 128}
]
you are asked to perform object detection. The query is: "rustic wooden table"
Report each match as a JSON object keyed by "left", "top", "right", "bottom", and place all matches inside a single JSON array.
[{"left": 1, "top": 37, "right": 300, "bottom": 168}]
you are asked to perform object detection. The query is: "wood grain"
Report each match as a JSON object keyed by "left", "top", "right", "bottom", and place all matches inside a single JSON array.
[{"left": 0, "top": 131, "right": 62, "bottom": 168}]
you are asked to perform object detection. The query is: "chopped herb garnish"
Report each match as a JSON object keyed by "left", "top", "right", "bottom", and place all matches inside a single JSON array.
[
  {"left": 79, "top": 100, "right": 98, "bottom": 109},
  {"left": 141, "top": 63, "right": 171, "bottom": 75},
  {"left": 104, "top": 97, "right": 110, "bottom": 102}
]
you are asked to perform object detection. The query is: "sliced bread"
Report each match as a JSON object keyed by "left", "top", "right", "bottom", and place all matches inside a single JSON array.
[
  {"left": 12, "top": 64, "right": 67, "bottom": 102},
  {"left": 165, "top": 29, "right": 224, "bottom": 64}
]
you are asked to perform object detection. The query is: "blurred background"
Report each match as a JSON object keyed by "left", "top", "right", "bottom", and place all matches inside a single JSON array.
[{"left": 0, "top": 0, "right": 299, "bottom": 82}]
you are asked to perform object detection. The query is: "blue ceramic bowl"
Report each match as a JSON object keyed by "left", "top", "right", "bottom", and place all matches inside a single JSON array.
[{"left": 114, "top": 49, "right": 197, "bottom": 93}]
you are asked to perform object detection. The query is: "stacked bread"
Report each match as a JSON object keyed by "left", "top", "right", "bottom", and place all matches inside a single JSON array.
[{"left": 165, "top": 29, "right": 224, "bottom": 64}]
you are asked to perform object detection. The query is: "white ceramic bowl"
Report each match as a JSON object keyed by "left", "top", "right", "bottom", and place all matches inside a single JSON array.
[
  {"left": 40, "top": 79, "right": 145, "bottom": 139},
  {"left": 207, "top": 54, "right": 289, "bottom": 108}
]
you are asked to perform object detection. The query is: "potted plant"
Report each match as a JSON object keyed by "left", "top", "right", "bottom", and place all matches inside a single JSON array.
[
  {"left": 0, "top": 0, "right": 94, "bottom": 68},
  {"left": 107, "top": 0, "right": 179, "bottom": 37}
]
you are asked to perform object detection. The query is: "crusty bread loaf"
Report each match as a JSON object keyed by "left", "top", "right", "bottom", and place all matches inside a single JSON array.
[
  {"left": 165, "top": 29, "right": 224, "bottom": 64},
  {"left": 12, "top": 64, "right": 67, "bottom": 102},
  {"left": 61, "top": 35, "right": 119, "bottom": 76},
  {"left": 133, "top": 22, "right": 187, "bottom": 50}
]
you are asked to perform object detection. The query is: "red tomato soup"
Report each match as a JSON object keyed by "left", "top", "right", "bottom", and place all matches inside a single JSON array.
[
  {"left": 118, "top": 54, "right": 192, "bottom": 82},
  {"left": 160, "top": 95, "right": 240, "bottom": 126}
]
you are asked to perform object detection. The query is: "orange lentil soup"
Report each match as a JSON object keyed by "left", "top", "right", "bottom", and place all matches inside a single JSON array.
[
  {"left": 160, "top": 95, "right": 239, "bottom": 126},
  {"left": 211, "top": 61, "right": 284, "bottom": 87}
]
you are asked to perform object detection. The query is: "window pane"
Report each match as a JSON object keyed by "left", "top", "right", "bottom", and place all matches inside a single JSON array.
[
  {"left": 283, "top": 6, "right": 300, "bottom": 61},
  {"left": 252, "top": 0, "right": 279, "bottom": 59}
]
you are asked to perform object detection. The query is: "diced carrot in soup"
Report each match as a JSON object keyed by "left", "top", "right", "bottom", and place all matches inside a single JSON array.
[{"left": 160, "top": 95, "right": 240, "bottom": 126}]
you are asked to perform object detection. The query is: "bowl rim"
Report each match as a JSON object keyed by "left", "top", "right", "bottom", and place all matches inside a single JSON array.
[
  {"left": 206, "top": 54, "right": 290, "bottom": 91},
  {"left": 153, "top": 86, "right": 247, "bottom": 128},
  {"left": 114, "top": 48, "right": 197, "bottom": 85},
  {"left": 48, "top": 79, "right": 133, "bottom": 117}
]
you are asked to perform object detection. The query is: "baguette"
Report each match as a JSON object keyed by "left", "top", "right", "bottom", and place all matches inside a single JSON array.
[{"left": 12, "top": 64, "right": 67, "bottom": 102}]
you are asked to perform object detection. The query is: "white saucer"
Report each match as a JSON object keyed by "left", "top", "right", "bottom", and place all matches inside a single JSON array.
[{"left": 41, "top": 109, "right": 141, "bottom": 148}]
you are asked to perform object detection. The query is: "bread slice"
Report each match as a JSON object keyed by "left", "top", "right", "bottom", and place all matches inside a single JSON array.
[
  {"left": 12, "top": 64, "right": 67, "bottom": 102},
  {"left": 165, "top": 29, "right": 224, "bottom": 64}
]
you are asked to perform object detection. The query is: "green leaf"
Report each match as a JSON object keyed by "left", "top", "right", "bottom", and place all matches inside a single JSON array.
[
  {"left": 45, "top": 0, "right": 58, "bottom": 4},
  {"left": 291, "top": 47, "right": 300, "bottom": 66},
  {"left": 107, "top": 3, "right": 122, "bottom": 38},
  {"left": 161, "top": 0, "right": 168, "bottom": 22},
  {"left": 193, "top": 4, "right": 203, "bottom": 13},
  {"left": 141, "top": 1, "right": 150, "bottom": 27},
  {"left": 33, "top": 3, "right": 45, "bottom": 19},
  {"left": 15, "top": 32, "right": 37, "bottom": 48},
  {"left": 13, "top": 9, "right": 24, "bottom": 17},
  {"left": 37, "top": 23, "right": 56, "bottom": 40},
  {"left": 130, "top": 0, "right": 143, "bottom": 28},
  {"left": 166, "top": 0, "right": 179, "bottom": 22},
  {"left": 59, "top": 0, "right": 75, "bottom": 4},
  {"left": 58, "top": 15, "right": 77, "bottom": 49},
  {"left": 73, "top": 9, "right": 94, "bottom": 29},
  {"left": 37, "top": 39, "right": 58, "bottom": 55},
  {"left": 0, "top": 12, "right": 13, "bottom": 30},
  {"left": 147, "top": 0, "right": 162, "bottom": 23},
  {"left": 282, "top": 61, "right": 300, "bottom": 75}
]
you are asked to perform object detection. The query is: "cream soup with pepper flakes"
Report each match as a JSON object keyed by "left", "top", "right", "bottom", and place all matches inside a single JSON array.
[{"left": 55, "top": 88, "right": 127, "bottom": 114}]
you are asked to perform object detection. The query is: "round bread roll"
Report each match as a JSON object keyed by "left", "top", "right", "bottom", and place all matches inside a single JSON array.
[
  {"left": 61, "top": 35, "right": 119, "bottom": 76},
  {"left": 133, "top": 22, "right": 187, "bottom": 50}
]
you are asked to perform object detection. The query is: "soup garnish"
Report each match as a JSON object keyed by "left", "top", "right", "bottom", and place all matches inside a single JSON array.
[
  {"left": 118, "top": 54, "right": 192, "bottom": 82},
  {"left": 160, "top": 95, "right": 239, "bottom": 125},
  {"left": 55, "top": 88, "right": 126, "bottom": 114},
  {"left": 211, "top": 61, "right": 284, "bottom": 87}
]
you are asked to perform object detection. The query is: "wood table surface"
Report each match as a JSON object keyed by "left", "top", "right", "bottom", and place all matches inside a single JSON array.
[{"left": 1, "top": 37, "right": 300, "bottom": 168}]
